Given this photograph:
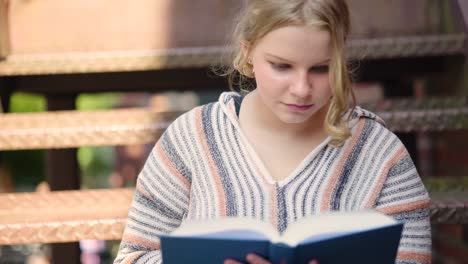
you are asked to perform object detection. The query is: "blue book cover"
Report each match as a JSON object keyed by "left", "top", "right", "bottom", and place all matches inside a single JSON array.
[{"left": 160, "top": 211, "right": 404, "bottom": 264}]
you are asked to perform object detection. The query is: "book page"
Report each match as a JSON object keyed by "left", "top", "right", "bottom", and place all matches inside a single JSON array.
[
  {"left": 281, "top": 211, "right": 397, "bottom": 246},
  {"left": 171, "top": 217, "right": 281, "bottom": 241}
]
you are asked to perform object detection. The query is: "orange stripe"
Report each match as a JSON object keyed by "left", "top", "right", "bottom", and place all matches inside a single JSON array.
[
  {"left": 321, "top": 119, "right": 365, "bottom": 211},
  {"left": 377, "top": 199, "right": 430, "bottom": 215},
  {"left": 194, "top": 108, "right": 227, "bottom": 216},
  {"left": 122, "top": 252, "right": 146, "bottom": 264},
  {"left": 156, "top": 143, "right": 191, "bottom": 189},
  {"left": 122, "top": 233, "right": 161, "bottom": 250},
  {"left": 365, "top": 145, "right": 406, "bottom": 208},
  {"left": 135, "top": 180, "right": 152, "bottom": 200},
  {"left": 397, "top": 251, "right": 432, "bottom": 263}
]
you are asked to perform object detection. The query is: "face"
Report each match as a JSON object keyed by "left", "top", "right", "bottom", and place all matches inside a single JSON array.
[{"left": 248, "top": 26, "right": 332, "bottom": 125}]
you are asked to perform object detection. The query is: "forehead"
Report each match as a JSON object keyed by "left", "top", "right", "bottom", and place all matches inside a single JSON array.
[{"left": 253, "top": 26, "right": 331, "bottom": 63}]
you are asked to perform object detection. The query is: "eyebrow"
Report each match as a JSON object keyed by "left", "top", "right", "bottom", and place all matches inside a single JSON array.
[{"left": 265, "top": 53, "right": 330, "bottom": 65}]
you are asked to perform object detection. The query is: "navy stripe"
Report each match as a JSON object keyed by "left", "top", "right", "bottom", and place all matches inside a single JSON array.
[
  {"left": 180, "top": 112, "right": 212, "bottom": 216},
  {"left": 233, "top": 93, "right": 244, "bottom": 117},
  {"left": 349, "top": 124, "right": 386, "bottom": 209},
  {"left": 301, "top": 146, "right": 337, "bottom": 213},
  {"left": 314, "top": 147, "right": 340, "bottom": 210},
  {"left": 120, "top": 241, "right": 154, "bottom": 253},
  {"left": 288, "top": 148, "right": 327, "bottom": 219},
  {"left": 399, "top": 242, "right": 431, "bottom": 249},
  {"left": 143, "top": 157, "right": 188, "bottom": 209},
  {"left": 402, "top": 234, "right": 431, "bottom": 240},
  {"left": 218, "top": 106, "right": 248, "bottom": 216},
  {"left": 127, "top": 216, "right": 170, "bottom": 234},
  {"left": 384, "top": 171, "right": 419, "bottom": 188},
  {"left": 377, "top": 189, "right": 428, "bottom": 205},
  {"left": 130, "top": 206, "right": 179, "bottom": 229},
  {"left": 379, "top": 181, "right": 424, "bottom": 198},
  {"left": 147, "top": 154, "right": 189, "bottom": 200},
  {"left": 352, "top": 123, "right": 395, "bottom": 209},
  {"left": 387, "top": 155, "right": 415, "bottom": 178},
  {"left": 134, "top": 189, "right": 183, "bottom": 219},
  {"left": 202, "top": 103, "right": 238, "bottom": 216},
  {"left": 391, "top": 208, "right": 429, "bottom": 219},
  {"left": 396, "top": 261, "right": 422, "bottom": 264},
  {"left": 276, "top": 184, "right": 288, "bottom": 233},
  {"left": 126, "top": 222, "right": 167, "bottom": 238},
  {"left": 160, "top": 131, "right": 192, "bottom": 182},
  {"left": 332, "top": 119, "right": 374, "bottom": 210},
  {"left": 223, "top": 115, "right": 259, "bottom": 217},
  {"left": 231, "top": 123, "right": 265, "bottom": 219}
]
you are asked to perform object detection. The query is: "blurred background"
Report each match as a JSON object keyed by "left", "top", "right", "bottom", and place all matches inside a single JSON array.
[{"left": 0, "top": 0, "right": 467, "bottom": 263}]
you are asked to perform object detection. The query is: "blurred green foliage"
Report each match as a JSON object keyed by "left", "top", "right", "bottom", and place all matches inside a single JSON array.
[
  {"left": 4, "top": 93, "right": 46, "bottom": 192},
  {"left": 423, "top": 176, "right": 468, "bottom": 192},
  {"left": 76, "top": 93, "right": 119, "bottom": 110},
  {"left": 78, "top": 146, "right": 115, "bottom": 189},
  {"left": 2, "top": 93, "right": 120, "bottom": 191},
  {"left": 10, "top": 93, "right": 46, "bottom": 113},
  {"left": 76, "top": 93, "right": 119, "bottom": 189}
]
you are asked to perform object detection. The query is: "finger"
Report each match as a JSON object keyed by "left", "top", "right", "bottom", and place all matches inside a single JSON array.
[
  {"left": 224, "top": 259, "right": 243, "bottom": 264},
  {"left": 308, "top": 260, "right": 319, "bottom": 264},
  {"left": 246, "top": 253, "right": 271, "bottom": 264}
]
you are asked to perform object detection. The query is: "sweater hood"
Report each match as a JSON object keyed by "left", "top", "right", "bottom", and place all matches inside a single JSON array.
[
  {"left": 346, "top": 105, "right": 387, "bottom": 129},
  {"left": 218, "top": 91, "right": 386, "bottom": 129}
]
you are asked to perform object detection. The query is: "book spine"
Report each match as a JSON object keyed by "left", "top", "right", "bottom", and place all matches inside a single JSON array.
[{"left": 269, "top": 243, "right": 294, "bottom": 264}]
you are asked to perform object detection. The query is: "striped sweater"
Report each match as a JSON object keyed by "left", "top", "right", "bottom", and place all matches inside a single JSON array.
[{"left": 114, "top": 92, "right": 431, "bottom": 264}]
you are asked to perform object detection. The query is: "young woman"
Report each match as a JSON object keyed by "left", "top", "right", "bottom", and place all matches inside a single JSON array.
[{"left": 114, "top": 1, "right": 431, "bottom": 263}]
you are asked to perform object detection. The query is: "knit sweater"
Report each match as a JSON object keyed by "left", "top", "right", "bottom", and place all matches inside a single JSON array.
[{"left": 114, "top": 92, "right": 431, "bottom": 264}]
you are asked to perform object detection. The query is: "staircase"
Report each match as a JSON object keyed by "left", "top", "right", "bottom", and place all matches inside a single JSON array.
[{"left": 0, "top": 1, "right": 467, "bottom": 263}]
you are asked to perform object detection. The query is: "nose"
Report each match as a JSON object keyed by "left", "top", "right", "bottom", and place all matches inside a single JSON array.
[{"left": 290, "top": 71, "right": 310, "bottom": 98}]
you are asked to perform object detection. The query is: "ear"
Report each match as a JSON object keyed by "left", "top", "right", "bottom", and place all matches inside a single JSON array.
[{"left": 240, "top": 40, "right": 250, "bottom": 59}]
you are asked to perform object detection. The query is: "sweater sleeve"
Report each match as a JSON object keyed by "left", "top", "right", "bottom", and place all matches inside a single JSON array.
[
  {"left": 114, "top": 125, "right": 192, "bottom": 264},
  {"left": 375, "top": 150, "right": 432, "bottom": 264}
]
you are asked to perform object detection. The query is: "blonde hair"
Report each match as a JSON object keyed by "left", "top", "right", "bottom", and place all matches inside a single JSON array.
[{"left": 219, "top": 0, "right": 355, "bottom": 147}]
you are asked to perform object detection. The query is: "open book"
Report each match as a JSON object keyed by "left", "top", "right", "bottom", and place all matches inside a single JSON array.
[{"left": 160, "top": 210, "right": 403, "bottom": 264}]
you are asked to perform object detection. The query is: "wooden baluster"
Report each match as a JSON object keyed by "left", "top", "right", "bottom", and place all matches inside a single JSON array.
[{"left": 46, "top": 94, "right": 80, "bottom": 264}]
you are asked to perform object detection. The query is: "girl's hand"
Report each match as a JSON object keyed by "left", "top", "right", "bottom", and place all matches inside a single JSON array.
[{"left": 224, "top": 253, "right": 319, "bottom": 264}]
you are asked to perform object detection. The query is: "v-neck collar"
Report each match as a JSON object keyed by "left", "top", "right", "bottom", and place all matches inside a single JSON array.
[{"left": 219, "top": 92, "right": 332, "bottom": 187}]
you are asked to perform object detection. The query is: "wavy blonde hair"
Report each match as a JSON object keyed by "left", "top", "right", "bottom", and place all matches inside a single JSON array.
[{"left": 218, "top": 0, "right": 355, "bottom": 147}]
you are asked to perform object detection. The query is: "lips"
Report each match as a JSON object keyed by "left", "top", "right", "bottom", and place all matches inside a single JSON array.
[{"left": 285, "top": 103, "right": 314, "bottom": 112}]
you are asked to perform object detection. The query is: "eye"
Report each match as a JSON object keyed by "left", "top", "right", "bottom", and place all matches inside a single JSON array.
[
  {"left": 310, "top": 65, "right": 329, "bottom": 73},
  {"left": 270, "top": 62, "right": 291, "bottom": 71}
]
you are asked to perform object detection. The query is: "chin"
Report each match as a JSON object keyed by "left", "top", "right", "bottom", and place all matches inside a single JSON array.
[{"left": 278, "top": 115, "right": 310, "bottom": 124}]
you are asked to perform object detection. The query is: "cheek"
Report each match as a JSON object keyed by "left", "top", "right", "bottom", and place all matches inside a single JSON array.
[
  {"left": 312, "top": 75, "right": 332, "bottom": 96},
  {"left": 255, "top": 64, "right": 289, "bottom": 84}
]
